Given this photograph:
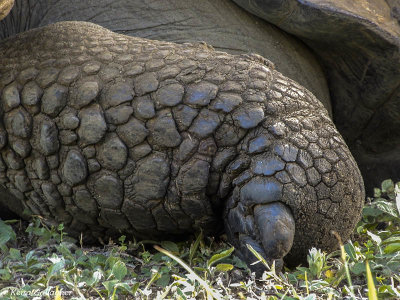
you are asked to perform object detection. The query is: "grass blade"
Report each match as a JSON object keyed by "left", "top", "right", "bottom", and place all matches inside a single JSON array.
[
  {"left": 331, "top": 231, "right": 356, "bottom": 300},
  {"left": 365, "top": 261, "right": 378, "bottom": 300},
  {"left": 189, "top": 232, "right": 203, "bottom": 265},
  {"left": 154, "top": 245, "right": 223, "bottom": 300}
]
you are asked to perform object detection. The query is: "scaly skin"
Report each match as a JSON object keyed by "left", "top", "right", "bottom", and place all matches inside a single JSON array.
[
  {"left": 0, "top": 0, "right": 13, "bottom": 21},
  {"left": 233, "top": 0, "right": 400, "bottom": 191},
  {"left": 0, "top": 21, "right": 364, "bottom": 268}
]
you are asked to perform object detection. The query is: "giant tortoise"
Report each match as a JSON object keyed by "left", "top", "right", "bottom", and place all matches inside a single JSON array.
[{"left": 1, "top": 0, "right": 397, "bottom": 269}]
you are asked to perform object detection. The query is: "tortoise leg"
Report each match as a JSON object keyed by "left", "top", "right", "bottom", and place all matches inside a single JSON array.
[{"left": 225, "top": 199, "right": 295, "bottom": 273}]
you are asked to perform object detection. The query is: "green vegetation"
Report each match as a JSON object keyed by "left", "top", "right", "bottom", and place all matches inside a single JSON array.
[{"left": 0, "top": 179, "right": 399, "bottom": 299}]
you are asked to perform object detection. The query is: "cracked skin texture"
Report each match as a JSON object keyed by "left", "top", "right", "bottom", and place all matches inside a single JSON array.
[
  {"left": 0, "top": 21, "right": 364, "bottom": 267},
  {"left": 233, "top": 0, "right": 400, "bottom": 192}
]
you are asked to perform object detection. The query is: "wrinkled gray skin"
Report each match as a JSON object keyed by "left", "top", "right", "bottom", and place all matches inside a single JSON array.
[
  {"left": 4, "top": 0, "right": 400, "bottom": 192},
  {"left": 0, "top": 0, "right": 367, "bottom": 270},
  {"left": 0, "top": 0, "right": 332, "bottom": 114},
  {"left": 233, "top": 0, "right": 400, "bottom": 191}
]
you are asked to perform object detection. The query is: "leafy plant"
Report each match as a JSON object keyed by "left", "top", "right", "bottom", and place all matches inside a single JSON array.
[
  {"left": 0, "top": 219, "right": 16, "bottom": 252},
  {"left": 0, "top": 179, "right": 399, "bottom": 299}
]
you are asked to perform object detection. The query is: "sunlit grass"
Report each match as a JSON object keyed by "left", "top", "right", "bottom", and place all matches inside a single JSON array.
[{"left": 0, "top": 179, "right": 399, "bottom": 299}]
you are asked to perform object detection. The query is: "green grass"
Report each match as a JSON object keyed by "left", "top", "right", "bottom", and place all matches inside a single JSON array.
[{"left": 0, "top": 179, "right": 399, "bottom": 299}]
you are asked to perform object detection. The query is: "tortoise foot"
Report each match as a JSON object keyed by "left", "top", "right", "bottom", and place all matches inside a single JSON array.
[{"left": 225, "top": 201, "right": 295, "bottom": 273}]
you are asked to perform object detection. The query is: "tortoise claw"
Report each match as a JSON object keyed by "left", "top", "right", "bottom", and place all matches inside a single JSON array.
[
  {"left": 226, "top": 201, "right": 295, "bottom": 273},
  {"left": 254, "top": 202, "right": 295, "bottom": 260}
]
